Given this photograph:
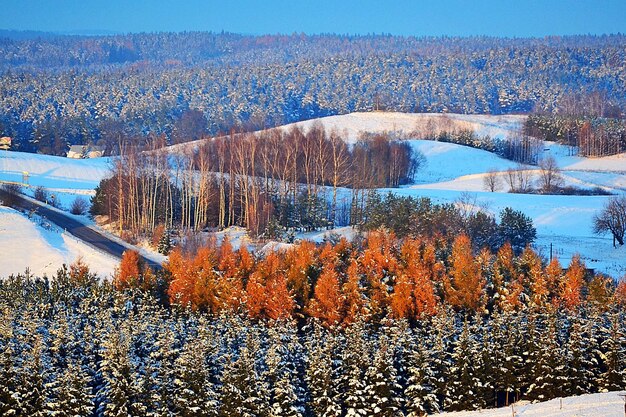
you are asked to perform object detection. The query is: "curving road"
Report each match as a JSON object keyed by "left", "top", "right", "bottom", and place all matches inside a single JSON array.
[{"left": 0, "top": 189, "right": 162, "bottom": 270}]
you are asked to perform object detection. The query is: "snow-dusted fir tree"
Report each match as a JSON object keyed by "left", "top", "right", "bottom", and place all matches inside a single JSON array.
[
  {"left": 151, "top": 325, "right": 180, "bottom": 415},
  {"left": 428, "top": 310, "right": 454, "bottom": 410},
  {"left": 597, "top": 313, "right": 626, "bottom": 391},
  {"left": 563, "top": 314, "right": 597, "bottom": 395},
  {"left": 363, "top": 335, "right": 402, "bottom": 417},
  {"left": 525, "top": 312, "right": 566, "bottom": 402},
  {"left": 265, "top": 332, "right": 303, "bottom": 417},
  {"left": 173, "top": 334, "right": 218, "bottom": 417},
  {"left": 339, "top": 322, "right": 370, "bottom": 417},
  {"left": 305, "top": 322, "right": 341, "bottom": 417},
  {"left": 157, "top": 229, "right": 172, "bottom": 255},
  {"left": 491, "top": 311, "right": 524, "bottom": 406},
  {"left": 219, "top": 344, "right": 268, "bottom": 417},
  {"left": 98, "top": 328, "right": 143, "bottom": 417},
  {"left": 404, "top": 335, "right": 440, "bottom": 417},
  {"left": 447, "top": 319, "right": 485, "bottom": 411},
  {"left": 47, "top": 359, "right": 95, "bottom": 417},
  {"left": 0, "top": 341, "right": 20, "bottom": 415},
  {"left": 17, "top": 331, "right": 48, "bottom": 417}
]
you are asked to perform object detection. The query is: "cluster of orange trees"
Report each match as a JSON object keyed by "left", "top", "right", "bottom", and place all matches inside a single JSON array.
[{"left": 115, "top": 231, "right": 626, "bottom": 324}]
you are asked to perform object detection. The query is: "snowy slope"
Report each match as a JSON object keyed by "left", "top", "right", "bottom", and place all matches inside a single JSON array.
[
  {"left": 438, "top": 391, "right": 626, "bottom": 417},
  {"left": 0, "top": 150, "right": 110, "bottom": 190},
  {"left": 0, "top": 206, "right": 118, "bottom": 278},
  {"left": 410, "top": 140, "right": 521, "bottom": 184},
  {"left": 1, "top": 111, "right": 625, "bottom": 278},
  {"left": 283, "top": 111, "right": 526, "bottom": 143}
]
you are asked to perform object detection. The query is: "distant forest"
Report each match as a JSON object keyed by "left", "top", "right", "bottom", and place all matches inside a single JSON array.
[{"left": 0, "top": 32, "right": 625, "bottom": 153}]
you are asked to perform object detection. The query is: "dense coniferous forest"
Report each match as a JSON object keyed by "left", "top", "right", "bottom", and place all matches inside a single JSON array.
[
  {"left": 1, "top": 232, "right": 625, "bottom": 416},
  {"left": 0, "top": 32, "right": 625, "bottom": 153}
]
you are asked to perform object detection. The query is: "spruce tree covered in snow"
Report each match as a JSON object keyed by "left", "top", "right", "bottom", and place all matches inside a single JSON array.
[
  {"left": 305, "top": 324, "right": 341, "bottom": 417},
  {"left": 491, "top": 312, "right": 525, "bottom": 406},
  {"left": 339, "top": 323, "right": 371, "bottom": 417},
  {"left": 597, "top": 313, "right": 626, "bottom": 391},
  {"left": 265, "top": 333, "right": 303, "bottom": 417},
  {"left": 18, "top": 333, "right": 48, "bottom": 417},
  {"left": 0, "top": 341, "right": 20, "bottom": 416},
  {"left": 526, "top": 313, "right": 566, "bottom": 401},
  {"left": 363, "top": 335, "right": 402, "bottom": 417},
  {"left": 47, "top": 359, "right": 95, "bottom": 417},
  {"left": 152, "top": 325, "right": 179, "bottom": 415},
  {"left": 564, "top": 315, "right": 597, "bottom": 396},
  {"left": 403, "top": 337, "right": 440, "bottom": 416},
  {"left": 448, "top": 319, "right": 485, "bottom": 411},
  {"left": 98, "top": 328, "right": 143, "bottom": 417},
  {"left": 173, "top": 335, "right": 218, "bottom": 417},
  {"left": 157, "top": 229, "right": 172, "bottom": 255},
  {"left": 219, "top": 343, "right": 267, "bottom": 417},
  {"left": 429, "top": 312, "right": 454, "bottom": 410}
]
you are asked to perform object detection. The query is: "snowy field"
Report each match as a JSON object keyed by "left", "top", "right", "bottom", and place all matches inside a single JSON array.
[
  {"left": 0, "top": 206, "right": 118, "bottom": 278},
  {"left": 283, "top": 111, "right": 526, "bottom": 143},
  {"left": 439, "top": 391, "right": 626, "bottom": 417},
  {"left": 1, "top": 112, "right": 625, "bottom": 278}
]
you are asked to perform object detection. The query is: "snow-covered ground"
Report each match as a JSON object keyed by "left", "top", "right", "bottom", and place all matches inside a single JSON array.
[
  {"left": 0, "top": 206, "right": 118, "bottom": 278},
  {"left": 438, "top": 391, "right": 626, "bottom": 417},
  {"left": 1, "top": 111, "right": 625, "bottom": 278},
  {"left": 283, "top": 111, "right": 526, "bottom": 143}
]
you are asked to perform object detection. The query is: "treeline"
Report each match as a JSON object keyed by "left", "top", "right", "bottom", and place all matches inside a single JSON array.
[
  {"left": 116, "top": 230, "right": 616, "bottom": 322},
  {"left": 423, "top": 127, "right": 543, "bottom": 164},
  {"left": 362, "top": 193, "right": 536, "bottom": 253},
  {"left": 0, "top": 262, "right": 625, "bottom": 416},
  {"left": 91, "top": 127, "right": 421, "bottom": 237},
  {"left": 2, "top": 33, "right": 626, "bottom": 153},
  {"left": 525, "top": 114, "right": 626, "bottom": 157}
]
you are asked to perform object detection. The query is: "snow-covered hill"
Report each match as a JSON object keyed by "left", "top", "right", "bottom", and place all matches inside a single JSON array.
[
  {"left": 0, "top": 150, "right": 110, "bottom": 190},
  {"left": 282, "top": 111, "right": 526, "bottom": 143},
  {"left": 1, "top": 111, "right": 625, "bottom": 278},
  {"left": 0, "top": 206, "right": 117, "bottom": 278},
  {"left": 438, "top": 391, "right": 626, "bottom": 417}
]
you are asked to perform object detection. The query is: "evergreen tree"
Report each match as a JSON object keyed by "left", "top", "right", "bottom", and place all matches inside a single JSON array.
[
  {"left": 363, "top": 336, "right": 402, "bottom": 417},
  {"left": 173, "top": 336, "right": 218, "bottom": 417},
  {"left": 597, "top": 313, "right": 626, "bottom": 391},
  {"left": 447, "top": 319, "right": 484, "bottom": 411},
  {"left": 0, "top": 342, "right": 20, "bottom": 416},
  {"left": 220, "top": 345, "right": 267, "bottom": 417},
  {"left": 525, "top": 313, "right": 566, "bottom": 401},
  {"left": 266, "top": 338, "right": 302, "bottom": 417},
  {"left": 157, "top": 229, "right": 172, "bottom": 255},
  {"left": 98, "top": 328, "right": 143, "bottom": 417},
  {"left": 339, "top": 322, "right": 370, "bottom": 417},
  {"left": 305, "top": 323, "right": 341, "bottom": 417},
  {"left": 403, "top": 336, "right": 439, "bottom": 417},
  {"left": 48, "top": 360, "right": 95, "bottom": 417},
  {"left": 564, "top": 315, "right": 597, "bottom": 396}
]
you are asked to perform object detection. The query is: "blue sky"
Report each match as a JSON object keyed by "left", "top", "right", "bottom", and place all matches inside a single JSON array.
[{"left": 3, "top": 0, "right": 626, "bottom": 37}]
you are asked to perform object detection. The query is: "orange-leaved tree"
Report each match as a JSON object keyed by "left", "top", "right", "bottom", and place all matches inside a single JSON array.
[
  {"left": 445, "top": 234, "right": 485, "bottom": 311},
  {"left": 559, "top": 255, "right": 586, "bottom": 311},
  {"left": 342, "top": 258, "right": 365, "bottom": 324},
  {"left": 165, "top": 247, "right": 194, "bottom": 307},
  {"left": 115, "top": 250, "right": 144, "bottom": 290},
  {"left": 309, "top": 260, "right": 343, "bottom": 326},
  {"left": 615, "top": 278, "right": 626, "bottom": 308},
  {"left": 390, "top": 238, "right": 439, "bottom": 320},
  {"left": 245, "top": 251, "right": 295, "bottom": 320},
  {"left": 362, "top": 230, "right": 399, "bottom": 319},
  {"left": 69, "top": 257, "right": 92, "bottom": 285}
]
